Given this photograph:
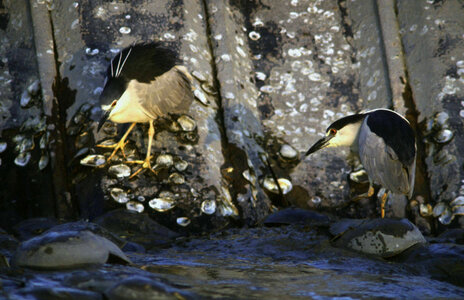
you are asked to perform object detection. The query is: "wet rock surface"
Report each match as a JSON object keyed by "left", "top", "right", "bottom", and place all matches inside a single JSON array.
[
  {"left": 13, "top": 230, "right": 131, "bottom": 269},
  {"left": 331, "top": 218, "right": 426, "bottom": 258}
]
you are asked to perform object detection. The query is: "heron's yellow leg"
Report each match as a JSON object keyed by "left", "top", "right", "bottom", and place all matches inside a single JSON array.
[
  {"left": 367, "top": 185, "right": 374, "bottom": 197},
  {"left": 126, "top": 121, "right": 157, "bottom": 179},
  {"left": 380, "top": 192, "right": 388, "bottom": 218}
]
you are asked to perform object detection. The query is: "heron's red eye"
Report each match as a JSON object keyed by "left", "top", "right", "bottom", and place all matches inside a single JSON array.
[
  {"left": 111, "top": 100, "right": 117, "bottom": 107},
  {"left": 329, "top": 128, "right": 337, "bottom": 135}
]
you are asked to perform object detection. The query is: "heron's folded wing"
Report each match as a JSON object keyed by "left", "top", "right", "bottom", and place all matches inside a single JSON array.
[
  {"left": 135, "top": 66, "right": 194, "bottom": 119},
  {"left": 359, "top": 119, "right": 412, "bottom": 195}
]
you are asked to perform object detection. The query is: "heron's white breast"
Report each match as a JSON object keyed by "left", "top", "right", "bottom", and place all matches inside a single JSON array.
[{"left": 108, "top": 81, "right": 151, "bottom": 123}]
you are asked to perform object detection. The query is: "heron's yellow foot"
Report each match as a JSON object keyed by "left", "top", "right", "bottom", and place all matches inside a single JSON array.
[
  {"left": 97, "top": 122, "right": 136, "bottom": 162},
  {"left": 97, "top": 139, "right": 129, "bottom": 162},
  {"left": 352, "top": 185, "right": 375, "bottom": 201},
  {"left": 125, "top": 156, "right": 157, "bottom": 179}
]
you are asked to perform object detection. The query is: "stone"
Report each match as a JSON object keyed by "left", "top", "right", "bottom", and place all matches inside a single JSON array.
[
  {"left": 331, "top": 218, "right": 426, "bottom": 257},
  {"left": 13, "top": 230, "right": 131, "bottom": 269},
  {"left": 43, "top": 220, "right": 145, "bottom": 253}
]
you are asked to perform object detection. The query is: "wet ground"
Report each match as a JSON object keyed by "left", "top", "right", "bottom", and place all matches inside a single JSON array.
[{"left": 3, "top": 224, "right": 464, "bottom": 299}]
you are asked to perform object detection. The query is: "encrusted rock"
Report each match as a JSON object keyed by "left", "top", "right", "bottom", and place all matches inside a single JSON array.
[
  {"left": 331, "top": 218, "right": 426, "bottom": 257},
  {"left": 12, "top": 230, "right": 131, "bottom": 269}
]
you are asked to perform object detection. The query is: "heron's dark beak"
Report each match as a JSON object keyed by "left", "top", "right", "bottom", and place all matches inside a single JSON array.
[
  {"left": 97, "top": 109, "right": 111, "bottom": 132},
  {"left": 305, "top": 136, "right": 333, "bottom": 156}
]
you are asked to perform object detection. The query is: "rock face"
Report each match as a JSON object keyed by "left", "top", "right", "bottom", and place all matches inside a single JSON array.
[
  {"left": 397, "top": 0, "right": 464, "bottom": 228},
  {"left": 13, "top": 230, "right": 131, "bottom": 269},
  {"left": 0, "top": 0, "right": 464, "bottom": 231}
]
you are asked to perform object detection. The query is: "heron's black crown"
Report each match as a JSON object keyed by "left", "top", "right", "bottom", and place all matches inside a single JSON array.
[
  {"left": 328, "top": 113, "right": 365, "bottom": 132},
  {"left": 100, "top": 42, "right": 179, "bottom": 106}
]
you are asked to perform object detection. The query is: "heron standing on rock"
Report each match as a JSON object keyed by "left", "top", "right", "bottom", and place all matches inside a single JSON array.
[
  {"left": 97, "top": 42, "right": 194, "bottom": 178},
  {"left": 304, "top": 108, "right": 416, "bottom": 218}
]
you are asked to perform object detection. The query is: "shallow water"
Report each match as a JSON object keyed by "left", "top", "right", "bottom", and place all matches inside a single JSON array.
[{"left": 137, "top": 226, "right": 464, "bottom": 299}]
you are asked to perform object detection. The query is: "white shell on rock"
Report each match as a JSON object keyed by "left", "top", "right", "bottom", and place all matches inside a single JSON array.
[
  {"left": 432, "top": 202, "right": 447, "bottom": 217},
  {"left": 148, "top": 197, "right": 176, "bottom": 212},
  {"left": 194, "top": 89, "right": 209, "bottom": 105},
  {"left": 119, "top": 26, "right": 131, "bottom": 34},
  {"left": 191, "top": 70, "right": 206, "bottom": 81},
  {"left": 126, "top": 201, "right": 144, "bottom": 213},
  {"left": 262, "top": 177, "right": 293, "bottom": 195},
  {"left": 108, "top": 164, "right": 131, "bottom": 178},
  {"left": 435, "top": 111, "right": 449, "bottom": 127},
  {"left": 174, "top": 159, "right": 188, "bottom": 172},
  {"left": 27, "top": 79, "right": 41, "bottom": 96},
  {"left": 242, "top": 169, "right": 256, "bottom": 185},
  {"left": 18, "top": 137, "right": 34, "bottom": 153},
  {"left": 279, "top": 144, "right": 298, "bottom": 159},
  {"left": 218, "top": 204, "right": 236, "bottom": 216},
  {"left": 0, "top": 141, "right": 6, "bottom": 153},
  {"left": 155, "top": 154, "right": 173, "bottom": 167},
  {"left": 452, "top": 205, "right": 464, "bottom": 216},
  {"left": 177, "top": 115, "right": 196, "bottom": 132},
  {"left": 38, "top": 153, "right": 49, "bottom": 170},
  {"left": 80, "top": 154, "right": 106, "bottom": 167},
  {"left": 201, "top": 200, "right": 216, "bottom": 215},
  {"left": 249, "top": 31, "right": 261, "bottom": 40},
  {"left": 176, "top": 217, "right": 191, "bottom": 226},
  {"left": 20, "top": 91, "right": 32, "bottom": 108},
  {"left": 438, "top": 207, "right": 454, "bottom": 225},
  {"left": 169, "top": 173, "right": 185, "bottom": 185},
  {"left": 450, "top": 196, "right": 464, "bottom": 207},
  {"left": 14, "top": 152, "right": 31, "bottom": 167},
  {"left": 434, "top": 129, "right": 453, "bottom": 143},
  {"left": 110, "top": 188, "right": 130, "bottom": 204}
]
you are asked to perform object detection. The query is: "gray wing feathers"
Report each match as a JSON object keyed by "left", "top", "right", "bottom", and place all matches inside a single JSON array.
[
  {"left": 135, "top": 66, "right": 194, "bottom": 118},
  {"left": 358, "top": 118, "right": 414, "bottom": 196}
]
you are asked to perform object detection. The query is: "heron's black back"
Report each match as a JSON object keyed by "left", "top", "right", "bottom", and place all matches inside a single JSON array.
[
  {"left": 108, "top": 42, "right": 178, "bottom": 82},
  {"left": 100, "top": 42, "right": 179, "bottom": 106},
  {"left": 365, "top": 109, "right": 416, "bottom": 166}
]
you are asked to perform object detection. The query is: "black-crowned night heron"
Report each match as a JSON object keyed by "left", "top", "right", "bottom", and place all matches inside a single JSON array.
[
  {"left": 97, "top": 42, "right": 194, "bottom": 178},
  {"left": 305, "top": 108, "right": 416, "bottom": 218}
]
